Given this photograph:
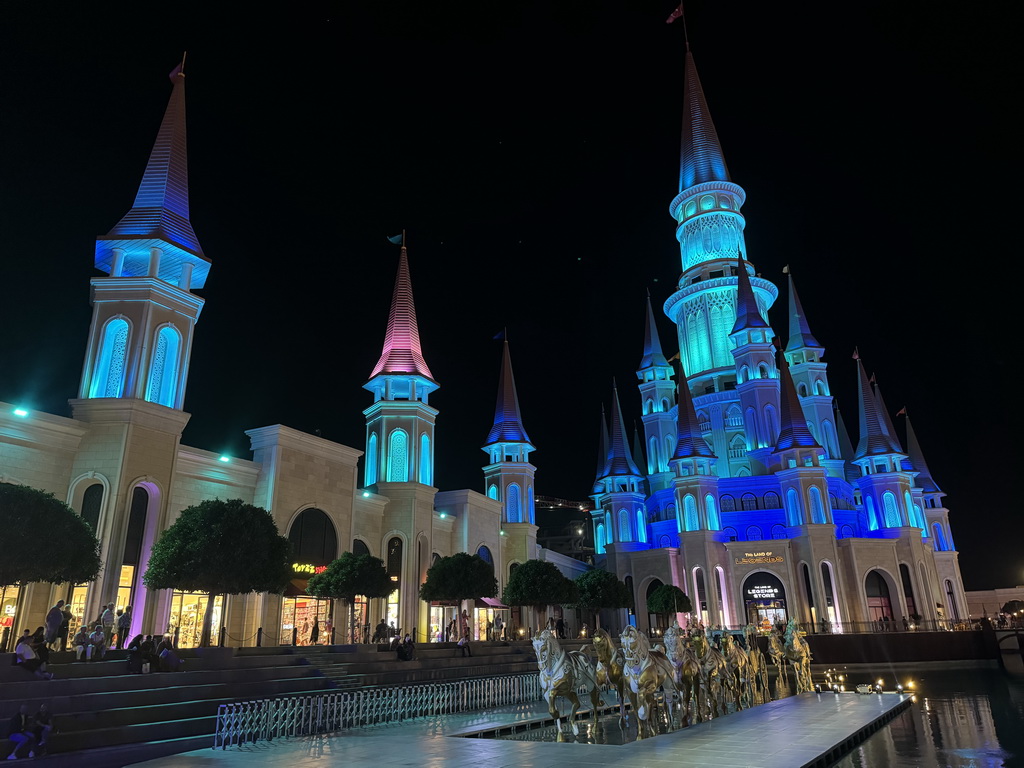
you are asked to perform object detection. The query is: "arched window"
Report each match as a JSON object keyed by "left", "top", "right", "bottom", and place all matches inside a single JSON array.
[
  {"left": 882, "top": 491, "right": 901, "bottom": 528},
  {"left": 741, "top": 493, "right": 758, "bottom": 511},
  {"left": 596, "top": 524, "right": 606, "bottom": 554},
  {"left": 80, "top": 483, "right": 103, "bottom": 532},
  {"left": 683, "top": 495, "right": 699, "bottom": 531},
  {"left": 866, "top": 496, "right": 879, "bottom": 530},
  {"left": 386, "top": 430, "right": 409, "bottom": 482},
  {"left": 618, "top": 508, "right": 631, "bottom": 541},
  {"left": 352, "top": 539, "right": 370, "bottom": 556},
  {"left": 289, "top": 508, "right": 338, "bottom": 565},
  {"left": 904, "top": 491, "right": 920, "bottom": 528},
  {"left": 477, "top": 546, "right": 493, "bottom": 566},
  {"left": 723, "top": 526, "right": 738, "bottom": 541},
  {"left": 528, "top": 485, "right": 535, "bottom": 524},
  {"left": 798, "top": 383, "right": 808, "bottom": 397},
  {"left": 419, "top": 433, "right": 431, "bottom": 485},
  {"left": 366, "top": 433, "right": 378, "bottom": 486},
  {"left": 822, "top": 421, "right": 838, "bottom": 458},
  {"left": 636, "top": 510, "right": 647, "bottom": 543},
  {"left": 720, "top": 494, "right": 736, "bottom": 513},
  {"left": 487, "top": 484, "right": 498, "bottom": 500},
  {"left": 839, "top": 524, "right": 855, "bottom": 539},
  {"left": 763, "top": 491, "right": 781, "bottom": 509},
  {"left": 644, "top": 398, "right": 654, "bottom": 416},
  {"left": 764, "top": 404, "right": 779, "bottom": 443},
  {"left": 945, "top": 580, "right": 960, "bottom": 620},
  {"left": 809, "top": 486, "right": 826, "bottom": 524},
  {"left": 746, "top": 525, "right": 763, "bottom": 541},
  {"left": 758, "top": 363, "right": 770, "bottom": 379},
  {"left": 146, "top": 325, "right": 181, "bottom": 407},
  {"left": 386, "top": 537, "right": 403, "bottom": 580},
  {"left": 506, "top": 483, "right": 521, "bottom": 523},
  {"left": 705, "top": 494, "right": 720, "bottom": 530},
  {"left": 786, "top": 488, "right": 802, "bottom": 526},
  {"left": 92, "top": 317, "right": 130, "bottom": 398},
  {"left": 648, "top": 437, "right": 659, "bottom": 473},
  {"left": 932, "top": 523, "right": 948, "bottom": 551},
  {"left": 659, "top": 535, "right": 671, "bottom": 548},
  {"left": 772, "top": 524, "right": 787, "bottom": 539}
]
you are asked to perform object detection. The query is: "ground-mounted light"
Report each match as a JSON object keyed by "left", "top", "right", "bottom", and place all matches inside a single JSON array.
[
  {"left": 219, "top": 455, "right": 230, "bottom": 463},
  {"left": 13, "top": 408, "right": 29, "bottom": 417}
]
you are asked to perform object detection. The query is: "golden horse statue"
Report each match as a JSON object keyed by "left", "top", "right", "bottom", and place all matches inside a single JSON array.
[
  {"left": 589, "top": 628, "right": 628, "bottom": 724},
  {"left": 720, "top": 632, "right": 749, "bottom": 710},
  {"left": 783, "top": 618, "right": 814, "bottom": 693},
  {"left": 532, "top": 629, "right": 602, "bottom": 738},
  {"left": 662, "top": 623, "right": 703, "bottom": 726},
  {"left": 692, "top": 630, "right": 728, "bottom": 719},
  {"left": 744, "top": 624, "right": 770, "bottom": 704},
  {"left": 766, "top": 626, "right": 790, "bottom": 696},
  {"left": 620, "top": 625, "right": 678, "bottom": 738}
]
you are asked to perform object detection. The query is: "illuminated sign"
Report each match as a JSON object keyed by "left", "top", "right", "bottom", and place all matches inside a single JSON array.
[
  {"left": 292, "top": 563, "right": 327, "bottom": 576},
  {"left": 734, "top": 550, "right": 784, "bottom": 565},
  {"left": 745, "top": 584, "right": 781, "bottom": 599}
]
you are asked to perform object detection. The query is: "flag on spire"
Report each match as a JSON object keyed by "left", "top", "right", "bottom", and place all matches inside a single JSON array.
[
  {"left": 666, "top": 3, "right": 683, "bottom": 23},
  {"left": 896, "top": 407, "right": 907, "bottom": 417}
]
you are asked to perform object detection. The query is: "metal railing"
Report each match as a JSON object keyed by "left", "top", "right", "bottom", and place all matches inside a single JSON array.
[
  {"left": 647, "top": 619, "right": 978, "bottom": 638},
  {"left": 213, "top": 673, "right": 542, "bottom": 749}
]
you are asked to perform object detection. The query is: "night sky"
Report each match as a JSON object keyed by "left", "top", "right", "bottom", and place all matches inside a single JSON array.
[{"left": 1, "top": 3, "right": 1017, "bottom": 590}]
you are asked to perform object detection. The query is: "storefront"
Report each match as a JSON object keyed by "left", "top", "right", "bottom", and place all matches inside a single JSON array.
[
  {"left": 281, "top": 562, "right": 334, "bottom": 645},
  {"left": 742, "top": 571, "right": 789, "bottom": 630},
  {"left": 0, "top": 585, "right": 20, "bottom": 651},
  {"left": 168, "top": 591, "right": 223, "bottom": 648},
  {"left": 64, "top": 583, "right": 90, "bottom": 642},
  {"left": 475, "top": 597, "right": 509, "bottom": 641}
]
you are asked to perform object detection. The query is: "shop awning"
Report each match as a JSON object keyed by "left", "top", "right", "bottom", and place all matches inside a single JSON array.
[{"left": 477, "top": 597, "right": 509, "bottom": 609}]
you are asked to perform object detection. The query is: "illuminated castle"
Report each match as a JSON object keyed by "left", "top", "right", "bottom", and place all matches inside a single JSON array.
[{"left": 592, "top": 50, "right": 966, "bottom": 631}]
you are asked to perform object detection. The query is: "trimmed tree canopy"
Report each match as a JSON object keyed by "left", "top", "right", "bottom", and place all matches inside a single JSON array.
[
  {"left": 646, "top": 584, "right": 693, "bottom": 616},
  {"left": 573, "top": 569, "right": 633, "bottom": 612},
  {"left": 143, "top": 499, "right": 291, "bottom": 595},
  {"left": 502, "top": 559, "right": 577, "bottom": 609},
  {"left": 307, "top": 552, "right": 392, "bottom": 603},
  {"left": 419, "top": 552, "right": 497, "bottom": 603},
  {"left": 0, "top": 482, "right": 101, "bottom": 587}
]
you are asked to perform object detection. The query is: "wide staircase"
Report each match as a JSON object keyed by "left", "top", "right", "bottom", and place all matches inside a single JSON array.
[{"left": 2, "top": 639, "right": 542, "bottom": 766}]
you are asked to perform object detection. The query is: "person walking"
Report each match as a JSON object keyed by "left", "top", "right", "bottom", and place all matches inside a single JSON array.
[
  {"left": 5, "top": 705, "right": 35, "bottom": 760},
  {"left": 117, "top": 607, "right": 132, "bottom": 650},
  {"left": 44, "top": 600, "right": 64, "bottom": 649},
  {"left": 309, "top": 617, "right": 320, "bottom": 646},
  {"left": 100, "top": 603, "right": 115, "bottom": 642},
  {"left": 57, "top": 605, "right": 72, "bottom": 652}
]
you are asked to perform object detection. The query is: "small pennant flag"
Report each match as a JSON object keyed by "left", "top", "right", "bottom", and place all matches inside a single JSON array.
[
  {"left": 896, "top": 407, "right": 907, "bottom": 417},
  {"left": 851, "top": 347, "right": 860, "bottom": 360},
  {"left": 387, "top": 234, "right": 404, "bottom": 246},
  {"left": 666, "top": 3, "right": 683, "bottom": 23},
  {"left": 782, "top": 264, "right": 790, "bottom": 275}
]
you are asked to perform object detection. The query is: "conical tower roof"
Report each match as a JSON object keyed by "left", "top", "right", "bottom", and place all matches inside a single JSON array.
[
  {"left": 370, "top": 246, "right": 435, "bottom": 381},
  {"left": 639, "top": 293, "right": 669, "bottom": 370},
  {"left": 853, "top": 351, "right": 901, "bottom": 458},
  {"left": 603, "top": 384, "right": 643, "bottom": 477},
  {"left": 872, "top": 375, "right": 904, "bottom": 453},
  {"left": 672, "top": 370, "right": 716, "bottom": 460},
  {"left": 592, "top": 406, "right": 610, "bottom": 492},
  {"left": 903, "top": 409, "right": 942, "bottom": 493},
  {"left": 484, "top": 341, "right": 532, "bottom": 447},
  {"left": 97, "top": 61, "right": 210, "bottom": 287},
  {"left": 680, "top": 51, "right": 730, "bottom": 191},
  {"left": 833, "top": 400, "right": 860, "bottom": 483},
  {"left": 785, "top": 269, "right": 822, "bottom": 352},
  {"left": 774, "top": 343, "right": 822, "bottom": 452},
  {"left": 732, "top": 252, "right": 768, "bottom": 332}
]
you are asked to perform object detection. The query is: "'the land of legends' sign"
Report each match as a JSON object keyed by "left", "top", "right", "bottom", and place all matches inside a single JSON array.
[{"left": 735, "top": 550, "right": 785, "bottom": 566}]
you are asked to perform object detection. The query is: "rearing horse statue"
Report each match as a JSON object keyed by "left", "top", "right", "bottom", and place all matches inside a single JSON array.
[
  {"left": 744, "top": 624, "right": 770, "bottom": 705},
  {"left": 784, "top": 618, "right": 814, "bottom": 693},
  {"left": 532, "top": 629, "right": 602, "bottom": 738},
  {"left": 663, "top": 622, "right": 703, "bottom": 726},
  {"left": 620, "top": 625, "right": 678, "bottom": 738},
  {"left": 589, "top": 627, "right": 628, "bottom": 725},
  {"left": 721, "top": 632, "right": 750, "bottom": 710}
]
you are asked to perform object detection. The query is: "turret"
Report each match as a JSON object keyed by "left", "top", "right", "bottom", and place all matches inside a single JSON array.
[{"left": 637, "top": 294, "right": 676, "bottom": 491}]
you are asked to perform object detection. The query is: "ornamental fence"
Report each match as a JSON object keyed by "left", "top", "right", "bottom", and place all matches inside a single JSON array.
[{"left": 213, "top": 673, "right": 542, "bottom": 749}]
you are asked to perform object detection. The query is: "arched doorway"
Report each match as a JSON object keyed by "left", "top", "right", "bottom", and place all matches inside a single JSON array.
[
  {"left": 384, "top": 537, "right": 403, "bottom": 633},
  {"left": 646, "top": 579, "right": 665, "bottom": 632},
  {"left": 281, "top": 508, "right": 337, "bottom": 646},
  {"left": 742, "top": 571, "right": 788, "bottom": 631},
  {"left": 865, "top": 570, "right": 894, "bottom": 626}
]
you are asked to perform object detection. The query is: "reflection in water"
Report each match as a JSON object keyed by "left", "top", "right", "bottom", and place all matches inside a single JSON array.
[
  {"left": 832, "top": 670, "right": 1024, "bottom": 767},
  {"left": 497, "top": 707, "right": 677, "bottom": 745}
]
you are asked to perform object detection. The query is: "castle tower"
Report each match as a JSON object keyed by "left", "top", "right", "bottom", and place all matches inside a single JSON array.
[
  {"left": 593, "top": 385, "right": 647, "bottom": 555},
  {"left": 363, "top": 242, "right": 439, "bottom": 488},
  {"left": 482, "top": 340, "right": 536, "bottom": 524},
  {"left": 636, "top": 294, "right": 676, "bottom": 492},
  {"left": 69, "top": 61, "right": 208, "bottom": 630}
]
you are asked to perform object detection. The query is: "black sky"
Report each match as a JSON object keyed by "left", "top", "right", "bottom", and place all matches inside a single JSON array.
[{"left": 0, "top": 3, "right": 1018, "bottom": 590}]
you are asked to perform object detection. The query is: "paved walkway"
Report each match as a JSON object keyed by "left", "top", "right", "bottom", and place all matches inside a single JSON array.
[{"left": 133, "top": 692, "right": 909, "bottom": 768}]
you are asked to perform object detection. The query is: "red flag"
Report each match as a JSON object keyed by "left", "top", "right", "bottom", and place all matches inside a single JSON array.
[
  {"left": 666, "top": 3, "right": 683, "bottom": 23},
  {"left": 896, "top": 407, "right": 907, "bottom": 417}
]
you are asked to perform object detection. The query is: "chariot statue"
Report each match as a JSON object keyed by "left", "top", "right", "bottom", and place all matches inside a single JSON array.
[{"left": 532, "top": 628, "right": 602, "bottom": 738}]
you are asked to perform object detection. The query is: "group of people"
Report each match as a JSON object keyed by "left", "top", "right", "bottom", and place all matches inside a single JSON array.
[
  {"left": 5, "top": 704, "right": 52, "bottom": 761},
  {"left": 125, "top": 633, "right": 181, "bottom": 673},
  {"left": 13, "top": 629, "right": 54, "bottom": 680}
]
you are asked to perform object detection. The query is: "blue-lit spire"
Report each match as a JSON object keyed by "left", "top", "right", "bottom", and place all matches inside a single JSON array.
[
  {"left": 785, "top": 269, "right": 822, "bottom": 352},
  {"left": 672, "top": 373, "right": 716, "bottom": 460},
  {"left": 773, "top": 342, "right": 822, "bottom": 453},
  {"left": 484, "top": 341, "right": 533, "bottom": 448},
  {"left": 96, "top": 59, "right": 211, "bottom": 289},
  {"left": 679, "top": 51, "right": 730, "bottom": 191},
  {"left": 833, "top": 400, "right": 860, "bottom": 483},
  {"left": 732, "top": 250, "right": 768, "bottom": 332},
  {"left": 853, "top": 352, "right": 902, "bottom": 458},
  {"left": 903, "top": 409, "right": 942, "bottom": 494},
  {"left": 871, "top": 375, "right": 904, "bottom": 453},
  {"left": 603, "top": 384, "right": 643, "bottom": 477},
  {"left": 592, "top": 405, "right": 610, "bottom": 492},
  {"left": 639, "top": 292, "right": 669, "bottom": 370}
]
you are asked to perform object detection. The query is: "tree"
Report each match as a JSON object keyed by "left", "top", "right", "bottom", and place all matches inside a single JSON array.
[
  {"left": 502, "top": 559, "right": 578, "bottom": 631},
  {"left": 0, "top": 482, "right": 102, "bottom": 610},
  {"left": 572, "top": 569, "right": 633, "bottom": 631},
  {"left": 646, "top": 584, "right": 693, "bottom": 626},
  {"left": 308, "top": 552, "right": 392, "bottom": 644},
  {"left": 143, "top": 498, "right": 291, "bottom": 647},
  {"left": 419, "top": 552, "right": 497, "bottom": 603}
]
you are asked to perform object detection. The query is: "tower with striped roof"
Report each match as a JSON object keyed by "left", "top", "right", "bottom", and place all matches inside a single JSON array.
[{"left": 636, "top": 294, "right": 677, "bottom": 493}]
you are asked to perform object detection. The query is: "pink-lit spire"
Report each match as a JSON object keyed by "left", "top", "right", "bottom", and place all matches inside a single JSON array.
[{"left": 370, "top": 246, "right": 435, "bottom": 381}]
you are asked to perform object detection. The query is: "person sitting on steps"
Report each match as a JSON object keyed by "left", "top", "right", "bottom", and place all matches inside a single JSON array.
[{"left": 457, "top": 630, "right": 472, "bottom": 657}]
